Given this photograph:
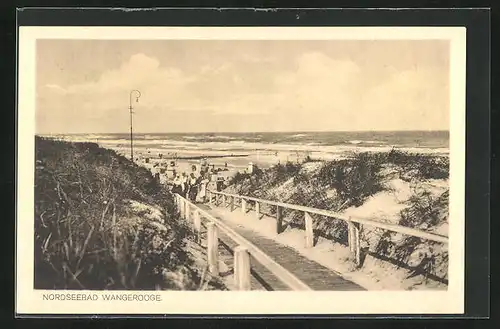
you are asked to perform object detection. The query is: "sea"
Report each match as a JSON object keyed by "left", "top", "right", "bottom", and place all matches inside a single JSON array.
[{"left": 42, "top": 130, "right": 449, "bottom": 169}]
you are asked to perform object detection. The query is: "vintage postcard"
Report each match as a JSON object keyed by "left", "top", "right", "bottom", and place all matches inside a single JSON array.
[{"left": 17, "top": 26, "right": 466, "bottom": 315}]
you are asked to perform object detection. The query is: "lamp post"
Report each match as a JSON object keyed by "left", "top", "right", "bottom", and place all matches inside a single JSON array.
[{"left": 129, "top": 89, "right": 141, "bottom": 162}]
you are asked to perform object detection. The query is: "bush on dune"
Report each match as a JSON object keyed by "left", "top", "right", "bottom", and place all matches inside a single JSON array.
[
  {"left": 228, "top": 164, "right": 274, "bottom": 197},
  {"left": 399, "top": 188, "right": 449, "bottom": 230},
  {"left": 225, "top": 150, "right": 449, "bottom": 215},
  {"left": 273, "top": 162, "right": 302, "bottom": 183},
  {"left": 385, "top": 149, "right": 449, "bottom": 181},
  {"left": 314, "top": 152, "right": 386, "bottom": 208},
  {"left": 34, "top": 137, "right": 194, "bottom": 290},
  {"left": 371, "top": 188, "right": 449, "bottom": 282}
]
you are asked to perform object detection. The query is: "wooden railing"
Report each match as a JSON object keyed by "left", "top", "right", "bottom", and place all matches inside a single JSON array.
[
  {"left": 206, "top": 190, "right": 449, "bottom": 266},
  {"left": 174, "top": 194, "right": 313, "bottom": 291}
]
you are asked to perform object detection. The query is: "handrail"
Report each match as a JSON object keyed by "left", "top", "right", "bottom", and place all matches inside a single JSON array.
[
  {"left": 176, "top": 194, "right": 313, "bottom": 291},
  {"left": 208, "top": 190, "right": 449, "bottom": 244}
]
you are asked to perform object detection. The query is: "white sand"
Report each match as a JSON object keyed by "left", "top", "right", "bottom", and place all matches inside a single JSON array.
[{"left": 342, "top": 178, "right": 414, "bottom": 224}]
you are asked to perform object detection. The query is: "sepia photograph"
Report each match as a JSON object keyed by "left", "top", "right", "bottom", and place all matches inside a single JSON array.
[{"left": 17, "top": 25, "right": 467, "bottom": 315}]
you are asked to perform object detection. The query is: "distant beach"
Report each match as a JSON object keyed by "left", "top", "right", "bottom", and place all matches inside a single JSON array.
[{"left": 42, "top": 131, "right": 449, "bottom": 177}]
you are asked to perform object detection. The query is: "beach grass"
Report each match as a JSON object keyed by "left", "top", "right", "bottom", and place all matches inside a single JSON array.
[
  {"left": 34, "top": 136, "right": 223, "bottom": 290},
  {"left": 223, "top": 149, "right": 449, "bottom": 283}
]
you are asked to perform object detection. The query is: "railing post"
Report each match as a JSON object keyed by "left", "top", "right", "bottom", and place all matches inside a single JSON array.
[
  {"left": 255, "top": 201, "right": 260, "bottom": 219},
  {"left": 353, "top": 222, "right": 361, "bottom": 266},
  {"left": 241, "top": 199, "right": 247, "bottom": 214},
  {"left": 275, "top": 206, "right": 282, "bottom": 234},
  {"left": 215, "top": 193, "right": 219, "bottom": 205},
  {"left": 234, "top": 246, "right": 251, "bottom": 291},
  {"left": 222, "top": 194, "right": 227, "bottom": 208},
  {"left": 207, "top": 222, "right": 219, "bottom": 275},
  {"left": 347, "top": 220, "right": 355, "bottom": 252},
  {"left": 230, "top": 196, "right": 235, "bottom": 211},
  {"left": 194, "top": 210, "right": 202, "bottom": 243},
  {"left": 207, "top": 191, "right": 212, "bottom": 205},
  {"left": 179, "top": 198, "right": 185, "bottom": 218},
  {"left": 304, "top": 212, "right": 314, "bottom": 248},
  {"left": 185, "top": 201, "right": 191, "bottom": 222}
]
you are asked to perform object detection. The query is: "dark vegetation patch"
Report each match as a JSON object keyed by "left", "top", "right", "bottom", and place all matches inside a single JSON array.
[
  {"left": 383, "top": 149, "right": 449, "bottom": 181},
  {"left": 314, "top": 152, "right": 385, "bottom": 208},
  {"left": 227, "top": 149, "right": 448, "bottom": 209},
  {"left": 399, "top": 189, "right": 449, "bottom": 230},
  {"left": 35, "top": 136, "right": 219, "bottom": 290},
  {"left": 369, "top": 186, "right": 449, "bottom": 283}
]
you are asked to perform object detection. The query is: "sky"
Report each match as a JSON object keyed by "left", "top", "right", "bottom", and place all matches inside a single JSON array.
[{"left": 36, "top": 39, "right": 450, "bottom": 134}]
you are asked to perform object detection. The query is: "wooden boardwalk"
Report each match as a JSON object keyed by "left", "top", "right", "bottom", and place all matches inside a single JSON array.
[
  {"left": 210, "top": 227, "right": 292, "bottom": 291},
  {"left": 195, "top": 203, "right": 365, "bottom": 291}
]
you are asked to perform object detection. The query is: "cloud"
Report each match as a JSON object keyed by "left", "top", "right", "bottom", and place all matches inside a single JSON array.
[
  {"left": 62, "top": 53, "right": 189, "bottom": 95},
  {"left": 358, "top": 67, "right": 449, "bottom": 130},
  {"left": 41, "top": 54, "right": 267, "bottom": 118},
  {"left": 44, "top": 84, "right": 67, "bottom": 94},
  {"left": 240, "top": 53, "right": 277, "bottom": 63},
  {"left": 37, "top": 50, "right": 449, "bottom": 133},
  {"left": 268, "top": 52, "right": 448, "bottom": 130},
  {"left": 40, "top": 53, "right": 198, "bottom": 124},
  {"left": 214, "top": 93, "right": 288, "bottom": 115},
  {"left": 272, "top": 52, "right": 364, "bottom": 116},
  {"left": 40, "top": 51, "right": 366, "bottom": 119}
]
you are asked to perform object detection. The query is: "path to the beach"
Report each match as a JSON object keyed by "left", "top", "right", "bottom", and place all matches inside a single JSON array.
[{"left": 189, "top": 202, "right": 365, "bottom": 291}]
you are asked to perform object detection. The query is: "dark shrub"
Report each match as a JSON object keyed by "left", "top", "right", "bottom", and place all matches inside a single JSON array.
[
  {"left": 316, "top": 153, "right": 385, "bottom": 207},
  {"left": 399, "top": 189, "right": 449, "bottom": 229},
  {"left": 34, "top": 136, "right": 194, "bottom": 290},
  {"left": 385, "top": 149, "right": 449, "bottom": 181}
]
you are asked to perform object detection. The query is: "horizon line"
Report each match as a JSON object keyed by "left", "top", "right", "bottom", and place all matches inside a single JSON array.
[{"left": 37, "top": 129, "right": 450, "bottom": 135}]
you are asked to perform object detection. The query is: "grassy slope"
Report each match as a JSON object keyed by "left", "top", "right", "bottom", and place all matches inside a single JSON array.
[
  {"left": 223, "top": 150, "right": 449, "bottom": 284},
  {"left": 34, "top": 137, "right": 225, "bottom": 290}
]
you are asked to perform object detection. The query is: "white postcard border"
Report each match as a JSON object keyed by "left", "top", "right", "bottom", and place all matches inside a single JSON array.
[{"left": 17, "top": 26, "right": 466, "bottom": 315}]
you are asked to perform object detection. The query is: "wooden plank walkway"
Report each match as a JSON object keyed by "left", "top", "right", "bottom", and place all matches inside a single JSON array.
[
  {"left": 194, "top": 212, "right": 292, "bottom": 291},
  {"left": 213, "top": 228, "right": 292, "bottom": 291},
  {"left": 195, "top": 203, "right": 365, "bottom": 291}
]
